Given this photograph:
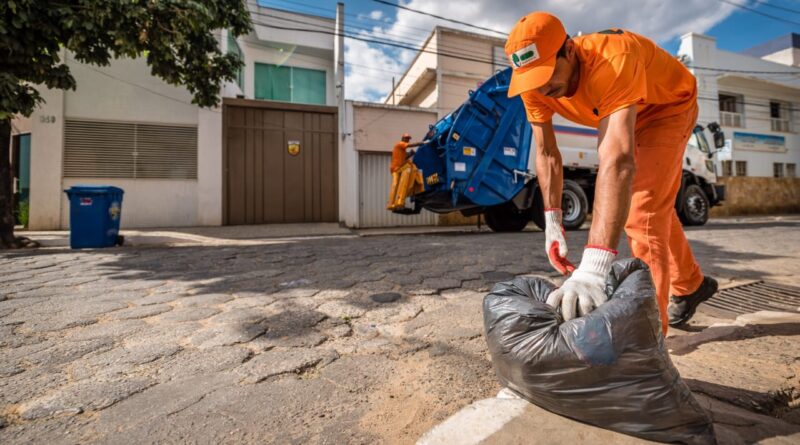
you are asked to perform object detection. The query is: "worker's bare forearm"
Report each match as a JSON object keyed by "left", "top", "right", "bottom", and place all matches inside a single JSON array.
[
  {"left": 589, "top": 106, "right": 637, "bottom": 250},
  {"left": 589, "top": 151, "right": 635, "bottom": 249},
  {"left": 536, "top": 150, "right": 563, "bottom": 208},
  {"left": 532, "top": 121, "right": 563, "bottom": 209}
]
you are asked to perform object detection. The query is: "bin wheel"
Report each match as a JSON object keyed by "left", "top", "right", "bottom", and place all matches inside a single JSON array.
[{"left": 116, "top": 235, "right": 125, "bottom": 246}]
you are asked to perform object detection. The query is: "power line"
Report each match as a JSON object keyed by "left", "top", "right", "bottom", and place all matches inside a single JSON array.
[
  {"left": 249, "top": 15, "right": 800, "bottom": 76},
  {"left": 752, "top": 0, "right": 800, "bottom": 14},
  {"left": 716, "top": 0, "right": 800, "bottom": 26},
  {"left": 371, "top": 0, "right": 509, "bottom": 37},
  {"left": 248, "top": 4, "right": 505, "bottom": 61}
]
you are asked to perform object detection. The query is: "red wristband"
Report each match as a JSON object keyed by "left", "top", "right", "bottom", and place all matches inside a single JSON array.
[{"left": 585, "top": 245, "right": 618, "bottom": 255}]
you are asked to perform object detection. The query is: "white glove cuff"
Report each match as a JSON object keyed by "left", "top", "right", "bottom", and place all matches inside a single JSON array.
[
  {"left": 578, "top": 247, "right": 616, "bottom": 278},
  {"left": 544, "top": 209, "right": 561, "bottom": 228}
]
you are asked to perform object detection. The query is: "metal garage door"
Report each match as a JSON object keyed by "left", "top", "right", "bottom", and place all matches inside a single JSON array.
[
  {"left": 359, "top": 152, "right": 437, "bottom": 227},
  {"left": 223, "top": 99, "right": 338, "bottom": 225}
]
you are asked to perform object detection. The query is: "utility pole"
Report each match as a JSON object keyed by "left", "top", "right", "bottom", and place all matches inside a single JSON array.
[
  {"left": 335, "top": 2, "right": 345, "bottom": 141},
  {"left": 392, "top": 77, "right": 396, "bottom": 105}
]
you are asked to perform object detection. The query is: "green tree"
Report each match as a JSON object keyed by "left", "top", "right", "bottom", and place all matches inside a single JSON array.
[{"left": 0, "top": 0, "right": 250, "bottom": 248}]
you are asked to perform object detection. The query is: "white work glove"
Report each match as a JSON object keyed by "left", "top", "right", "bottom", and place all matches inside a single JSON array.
[
  {"left": 544, "top": 209, "right": 575, "bottom": 275},
  {"left": 546, "top": 247, "right": 616, "bottom": 321}
]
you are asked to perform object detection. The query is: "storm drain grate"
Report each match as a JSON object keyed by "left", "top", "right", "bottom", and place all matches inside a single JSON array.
[{"left": 701, "top": 281, "right": 800, "bottom": 318}]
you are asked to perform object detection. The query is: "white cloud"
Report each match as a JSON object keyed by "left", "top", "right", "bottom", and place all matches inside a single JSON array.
[
  {"left": 369, "top": 10, "right": 383, "bottom": 20},
  {"left": 344, "top": 0, "right": 737, "bottom": 102}
]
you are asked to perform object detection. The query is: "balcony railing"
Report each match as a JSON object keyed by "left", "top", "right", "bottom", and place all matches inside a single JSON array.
[
  {"left": 719, "top": 111, "right": 743, "bottom": 128},
  {"left": 771, "top": 118, "right": 791, "bottom": 133}
]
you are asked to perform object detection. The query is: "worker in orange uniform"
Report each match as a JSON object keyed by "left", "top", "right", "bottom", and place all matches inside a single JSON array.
[
  {"left": 505, "top": 12, "right": 717, "bottom": 334},
  {"left": 387, "top": 133, "right": 423, "bottom": 210}
]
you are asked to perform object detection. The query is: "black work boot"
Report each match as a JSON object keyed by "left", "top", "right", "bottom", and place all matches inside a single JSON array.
[{"left": 668, "top": 276, "right": 718, "bottom": 327}]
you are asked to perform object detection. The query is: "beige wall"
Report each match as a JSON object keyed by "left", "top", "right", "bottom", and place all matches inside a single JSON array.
[
  {"left": 711, "top": 177, "right": 800, "bottom": 216},
  {"left": 438, "top": 31, "right": 498, "bottom": 76},
  {"left": 392, "top": 33, "right": 439, "bottom": 106},
  {"left": 353, "top": 104, "right": 438, "bottom": 152}
]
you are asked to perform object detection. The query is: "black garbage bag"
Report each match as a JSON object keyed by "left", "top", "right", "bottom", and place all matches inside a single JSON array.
[{"left": 483, "top": 258, "right": 715, "bottom": 445}]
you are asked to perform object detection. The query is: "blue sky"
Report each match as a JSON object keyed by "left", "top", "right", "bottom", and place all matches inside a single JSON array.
[{"left": 257, "top": 0, "right": 800, "bottom": 101}]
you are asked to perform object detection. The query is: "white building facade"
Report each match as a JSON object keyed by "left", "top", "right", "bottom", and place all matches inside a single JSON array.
[
  {"left": 678, "top": 33, "right": 800, "bottom": 178},
  {"left": 11, "top": 5, "right": 340, "bottom": 230}
]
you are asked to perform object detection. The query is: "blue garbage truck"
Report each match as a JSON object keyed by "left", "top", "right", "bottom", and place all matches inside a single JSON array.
[{"left": 397, "top": 68, "right": 726, "bottom": 232}]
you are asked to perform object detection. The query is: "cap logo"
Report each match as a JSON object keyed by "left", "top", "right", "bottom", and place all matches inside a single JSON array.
[{"left": 509, "top": 42, "right": 540, "bottom": 69}]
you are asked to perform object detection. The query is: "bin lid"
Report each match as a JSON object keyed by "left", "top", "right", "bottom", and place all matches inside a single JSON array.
[{"left": 64, "top": 185, "right": 124, "bottom": 195}]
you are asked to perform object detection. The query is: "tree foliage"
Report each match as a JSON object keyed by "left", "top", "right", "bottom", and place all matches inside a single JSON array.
[{"left": 2, "top": 0, "right": 251, "bottom": 117}]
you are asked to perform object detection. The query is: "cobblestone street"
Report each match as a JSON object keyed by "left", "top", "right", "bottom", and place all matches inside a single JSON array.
[{"left": 1, "top": 216, "right": 799, "bottom": 444}]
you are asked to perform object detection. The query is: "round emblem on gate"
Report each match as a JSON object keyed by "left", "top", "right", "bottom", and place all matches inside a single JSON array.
[{"left": 287, "top": 140, "right": 301, "bottom": 156}]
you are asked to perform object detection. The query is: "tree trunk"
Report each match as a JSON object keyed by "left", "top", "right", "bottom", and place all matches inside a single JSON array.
[{"left": 0, "top": 118, "right": 19, "bottom": 249}]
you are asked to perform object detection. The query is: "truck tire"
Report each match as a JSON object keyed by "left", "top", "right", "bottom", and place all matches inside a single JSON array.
[
  {"left": 561, "top": 180, "right": 588, "bottom": 231},
  {"left": 531, "top": 187, "right": 545, "bottom": 231},
  {"left": 678, "top": 184, "right": 709, "bottom": 226},
  {"left": 485, "top": 202, "right": 531, "bottom": 232}
]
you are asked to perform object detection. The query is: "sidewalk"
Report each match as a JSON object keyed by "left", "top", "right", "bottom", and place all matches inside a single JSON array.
[{"left": 419, "top": 310, "right": 800, "bottom": 445}]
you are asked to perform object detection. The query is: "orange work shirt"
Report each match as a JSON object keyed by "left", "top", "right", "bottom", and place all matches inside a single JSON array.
[
  {"left": 520, "top": 29, "right": 697, "bottom": 131},
  {"left": 390, "top": 141, "right": 409, "bottom": 172}
]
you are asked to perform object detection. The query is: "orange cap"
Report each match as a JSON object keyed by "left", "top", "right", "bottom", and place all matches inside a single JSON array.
[
  {"left": 505, "top": 12, "right": 567, "bottom": 97},
  {"left": 401, "top": 133, "right": 411, "bottom": 139}
]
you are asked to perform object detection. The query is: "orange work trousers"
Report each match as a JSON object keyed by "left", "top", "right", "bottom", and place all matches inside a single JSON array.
[{"left": 625, "top": 103, "right": 704, "bottom": 335}]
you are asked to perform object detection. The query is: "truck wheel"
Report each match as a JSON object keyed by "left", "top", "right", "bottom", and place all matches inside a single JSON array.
[
  {"left": 485, "top": 202, "right": 531, "bottom": 232},
  {"left": 530, "top": 187, "right": 545, "bottom": 231},
  {"left": 561, "top": 180, "right": 588, "bottom": 231},
  {"left": 678, "top": 184, "right": 709, "bottom": 226}
]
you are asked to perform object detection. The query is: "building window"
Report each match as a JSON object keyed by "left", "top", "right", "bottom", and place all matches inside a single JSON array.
[
  {"left": 735, "top": 160, "right": 747, "bottom": 177},
  {"left": 721, "top": 160, "right": 733, "bottom": 177},
  {"left": 254, "top": 63, "right": 326, "bottom": 105},
  {"left": 788, "top": 163, "right": 797, "bottom": 178},
  {"left": 769, "top": 101, "right": 791, "bottom": 133},
  {"left": 227, "top": 33, "right": 245, "bottom": 91},
  {"left": 718, "top": 93, "right": 744, "bottom": 127},
  {"left": 774, "top": 163, "right": 785, "bottom": 178}
]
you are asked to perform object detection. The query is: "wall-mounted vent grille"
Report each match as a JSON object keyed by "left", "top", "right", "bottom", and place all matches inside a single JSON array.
[{"left": 64, "top": 119, "right": 197, "bottom": 179}]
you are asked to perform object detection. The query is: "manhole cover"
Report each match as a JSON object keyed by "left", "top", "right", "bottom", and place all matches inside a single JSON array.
[
  {"left": 370, "top": 292, "right": 401, "bottom": 303},
  {"left": 701, "top": 281, "right": 800, "bottom": 318},
  {"left": 482, "top": 271, "right": 515, "bottom": 282}
]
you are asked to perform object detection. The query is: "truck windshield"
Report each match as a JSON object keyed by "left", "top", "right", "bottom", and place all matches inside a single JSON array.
[{"left": 692, "top": 126, "right": 711, "bottom": 154}]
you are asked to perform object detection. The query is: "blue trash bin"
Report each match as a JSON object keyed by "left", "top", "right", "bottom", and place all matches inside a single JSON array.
[{"left": 64, "top": 185, "right": 125, "bottom": 249}]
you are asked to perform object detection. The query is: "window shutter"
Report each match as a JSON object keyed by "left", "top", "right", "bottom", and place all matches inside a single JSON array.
[{"left": 64, "top": 119, "right": 197, "bottom": 179}]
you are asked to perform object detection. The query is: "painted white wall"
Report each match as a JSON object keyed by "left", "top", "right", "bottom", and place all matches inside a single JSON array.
[
  {"left": 65, "top": 56, "right": 198, "bottom": 125},
  {"left": 679, "top": 33, "right": 800, "bottom": 178},
  {"left": 250, "top": 5, "right": 335, "bottom": 52},
  {"left": 28, "top": 84, "right": 65, "bottom": 230},
  {"left": 761, "top": 47, "right": 800, "bottom": 67},
  {"left": 197, "top": 107, "right": 223, "bottom": 226},
  {"left": 339, "top": 101, "right": 359, "bottom": 227},
  {"left": 60, "top": 178, "right": 197, "bottom": 229}
]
